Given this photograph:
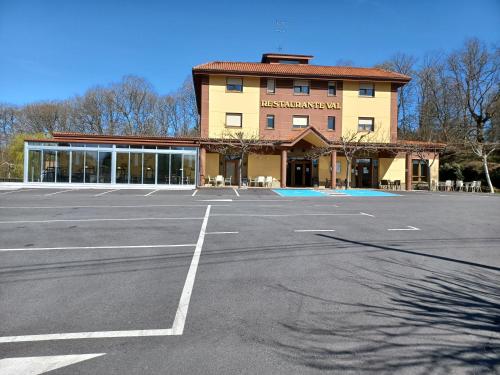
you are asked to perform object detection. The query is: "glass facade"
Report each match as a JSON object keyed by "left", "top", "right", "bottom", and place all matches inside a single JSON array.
[{"left": 24, "top": 142, "right": 197, "bottom": 186}]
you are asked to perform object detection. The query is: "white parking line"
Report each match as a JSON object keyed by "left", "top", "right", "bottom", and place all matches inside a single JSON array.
[
  {"left": 94, "top": 190, "right": 118, "bottom": 197},
  {"left": 192, "top": 189, "right": 198, "bottom": 197},
  {"left": 44, "top": 189, "right": 74, "bottom": 196},
  {"left": 0, "top": 205, "right": 212, "bottom": 343},
  {"left": 0, "top": 217, "right": 204, "bottom": 224},
  {"left": 205, "top": 231, "right": 239, "bottom": 235},
  {"left": 0, "top": 243, "right": 196, "bottom": 252},
  {"left": 233, "top": 188, "right": 240, "bottom": 197},
  {"left": 144, "top": 189, "right": 159, "bottom": 197},
  {"left": 172, "top": 205, "right": 211, "bottom": 335},
  {"left": 0, "top": 329, "right": 174, "bottom": 343},
  {"left": 0, "top": 190, "right": 24, "bottom": 196},
  {"left": 212, "top": 213, "right": 366, "bottom": 217},
  {"left": 200, "top": 199, "right": 233, "bottom": 202},
  {"left": 387, "top": 226, "right": 420, "bottom": 231},
  {"left": 0, "top": 204, "right": 226, "bottom": 209},
  {"left": 360, "top": 212, "right": 375, "bottom": 217},
  {"left": 294, "top": 229, "right": 335, "bottom": 232}
]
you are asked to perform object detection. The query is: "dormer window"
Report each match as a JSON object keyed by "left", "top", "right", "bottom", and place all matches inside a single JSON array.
[
  {"left": 293, "top": 80, "right": 310, "bottom": 95},
  {"left": 226, "top": 77, "right": 243, "bottom": 92}
]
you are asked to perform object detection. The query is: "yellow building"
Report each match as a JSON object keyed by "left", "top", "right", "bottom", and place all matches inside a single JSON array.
[{"left": 193, "top": 53, "right": 442, "bottom": 189}]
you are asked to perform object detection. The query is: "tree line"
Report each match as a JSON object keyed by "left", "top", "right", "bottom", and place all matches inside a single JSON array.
[
  {"left": 0, "top": 75, "right": 199, "bottom": 141},
  {"left": 0, "top": 38, "right": 498, "bottom": 189}
]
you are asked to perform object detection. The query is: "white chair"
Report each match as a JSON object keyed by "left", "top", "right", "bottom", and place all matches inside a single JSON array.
[
  {"left": 256, "top": 176, "right": 265, "bottom": 187},
  {"left": 265, "top": 176, "right": 273, "bottom": 187},
  {"left": 455, "top": 180, "right": 464, "bottom": 191},
  {"left": 215, "top": 175, "right": 224, "bottom": 187},
  {"left": 476, "top": 181, "right": 482, "bottom": 192},
  {"left": 469, "top": 181, "right": 476, "bottom": 192},
  {"left": 248, "top": 177, "right": 256, "bottom": 187},
  {"left": 445, "top": 180, "right": 453, "bottom": 192},
  {"left": 224, "top": 176, "right": 232, "bottom": 186}
]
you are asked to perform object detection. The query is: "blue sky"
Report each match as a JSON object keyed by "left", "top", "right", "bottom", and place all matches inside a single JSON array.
[{"left": 0, "top": 0, "right": 499, "bottom": 104}]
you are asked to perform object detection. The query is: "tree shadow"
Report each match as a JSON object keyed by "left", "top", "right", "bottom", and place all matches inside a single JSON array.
[{"left": 267, "top": 255, "right": 500, "bottom": 374}]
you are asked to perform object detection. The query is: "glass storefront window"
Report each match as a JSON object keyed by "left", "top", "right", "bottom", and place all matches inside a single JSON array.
[
  {"left": 28, "top": 150, "right": 41, "bottom": 182},
  {"left": 157, "top": 154, "right": 170, "bottom": 184},
  {"left": 85, "top": 151, "right": 98, "bottom": 183},
  {"left": 171, "top": 154, "right": 182, "bottom": 185},
  {"left": 42, "top": 150, "right": 56, "bottom": 182},
  {"left": 130, "top": 152, "right": 142, "bottom": 184},
  {"left": 26, "top": 143, "right": 197, "bottom": 185},
  {"left": 183, "top": 154, "right": 196, "bottom": 185},
  {"left": 71, "top": 151, "right": 85, "bottom": 183},
  {"left": 143, "top": 154, "right": 155, "bottom": 184},
  {"left": 116, "top": 153, "right": 129, "bottom": 183},
  {"left": 57, "top": 151, "right": 70, "bottom": 182},
  {"left": 98, "top": 151, "right": 112, "bottom": 183}
]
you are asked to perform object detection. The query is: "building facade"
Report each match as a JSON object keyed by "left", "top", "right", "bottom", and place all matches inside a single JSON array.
[
  {"left": 23, "top": 133, "right": 199, "bottom": 188},
  {"left": 23, "top": 53, "right": 442, "bottom": 189},
  {"left": 193, "top": 53, "right": 441, "bottom": 189}
]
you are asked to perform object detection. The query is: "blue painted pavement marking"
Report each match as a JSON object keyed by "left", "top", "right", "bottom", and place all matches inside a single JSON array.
[{"left": 273, "top": 189, "right": 400, "bottom": 197}]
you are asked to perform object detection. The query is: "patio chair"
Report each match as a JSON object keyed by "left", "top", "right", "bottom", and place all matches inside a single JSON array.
[
  {"left": 380, "top": 180, "right": 389, "bottom": 189},
  {"left": 256, "top": 176, "right": 265, "bottom": 187},
  {"left": 469, "top": 181, "right": 477, "bottom": 192},
  {"left": 445, "top": 180, "right": 453, "bottom": 192},
  {"left": 393, "top": 180, "right": 401, "bottom": 190},
  {"left": 455, "top": 180, "right": 464, "bottom": 191},
  {"left": 431, "top": 180, "right": 437, "bottom": 191},
  {"left": 215, "top": 175, "right": 224, "bottom": 187},
  {"left": 248, "top": 177, "right": 256, "bottom": 187},
  {"left": 476, "top": 181, "right": 482, "bottom": 192},
  {"left": 224, "top": 176, "right": 232, "bottom": 186},
  {"left": 265, "top": 176, "right": 273, "bottom": 187},
  {"left": 207, "top": 176, "right": 215, "bottom": 186}
]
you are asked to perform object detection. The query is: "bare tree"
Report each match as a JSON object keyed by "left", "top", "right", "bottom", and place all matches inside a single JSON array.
[
  {"left": 449, "top": 38, "right": 500, "bottom": 193},
  {"left": 376, "top": 53, "right": 418, "bottom": 136},
  {"left": 204, "top": 130, "right": 275, "bottom": 187}
]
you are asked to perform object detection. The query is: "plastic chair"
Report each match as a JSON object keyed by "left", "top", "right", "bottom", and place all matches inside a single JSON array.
[
  {"left": 256, "top": 176, "right": 265, "bottom": 187},
  {"left": 265, "top": 176, "right": 273, "bottom": 187}
]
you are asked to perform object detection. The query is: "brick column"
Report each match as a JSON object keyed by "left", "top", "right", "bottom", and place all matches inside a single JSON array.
[
  {"left": 406, "top": 152, "right": 412, "bottom": 191},
  {"left": 330, "top": 150, "right": 337, "bottom": 189},
  {"left": 281, "top": 149, "right": 287, "bottom": 188},
  {"left": 199, "top": 147, "right": 206, "bottom": 187}
]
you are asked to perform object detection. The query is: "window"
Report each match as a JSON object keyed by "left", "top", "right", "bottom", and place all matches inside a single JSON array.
[
  {"left": 279, "top": 59, "right": 300, "bottom": 64},
  {"left": 226, "top": 113, "right": 242, "bottom": 127},
  {"left": 358, "top": 117, "right": 374, "bottom": 132},
  {"left": 293, "top": 80, "right": 310, "bottom": 95},
  {"left": 266, "top": 79, "right": 275, "bottom": 94},
  {"left": 412, "top": 160, "right": 429, "bottom": 183},
  {"left": 266, "top": 114, "right": 275, "bottom": 129},
  {"left": 292, "top": 115, "right": 309, "bottom": 128},
  {"left": 327, "top": 116, "right": 335, "bottom": 131},
  {"left": 328, "top": 81, "right": 336, "bottom": 96},
  {"left": 359, "top": 83, "right": 375, "bottom": 97},
  {"left": 226, "top": 77, "right": 243, "bottom": 92}
]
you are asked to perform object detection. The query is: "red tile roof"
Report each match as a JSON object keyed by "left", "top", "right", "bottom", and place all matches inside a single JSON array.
[{"left": 193, "top": 61, "right": 411, "bottom": 82}]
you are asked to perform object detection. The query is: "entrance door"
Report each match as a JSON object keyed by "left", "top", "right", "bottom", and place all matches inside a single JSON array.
[
  {"left": 355, "top": 159, "right": 372, "bottom": 188},
  {"left": 225, "top": 160, "right": 238, "bottom": 186},
  {"left": 290, "top": 160, "right": 312, "bottom": 187}
]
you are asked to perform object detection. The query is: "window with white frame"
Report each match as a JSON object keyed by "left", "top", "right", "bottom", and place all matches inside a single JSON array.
[
  {"left": 293, "top": 79, "right": 310, "bottom": 94},
  {"left": 266, "top": 114, "right": 275, "bottom": 129},
  {"left": 359, "top": 83, "right": 375, "bottom": 97},
  {"left": 226, "top": 77, "right": 243, "bottom": 92},
  {"left": 266, "top": 78, "right": 276, "bottom": 94},
  {"left": 292, "top": 115, "right": 309, "bottom": 128},
  {"left": 226, "top": 113, "right": 242, "bottom": 127},
  {"left": 358, "top": 117, "right": 374, "bottom": 132},
  {"left": 328, "top": 81, "right": 336, "bottom": 96},
  {"left": 327, "top": 116, "right": 335, "bottom": 130}
]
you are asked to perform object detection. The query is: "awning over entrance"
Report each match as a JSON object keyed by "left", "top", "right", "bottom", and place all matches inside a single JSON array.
[{"left": 280, "top": 126, "right": 330, "bottom": 148}]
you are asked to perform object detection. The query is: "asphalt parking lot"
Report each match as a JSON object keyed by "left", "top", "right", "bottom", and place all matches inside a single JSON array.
[{"left": 0, "top": 187, "right": 499, "bottom": 374}]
